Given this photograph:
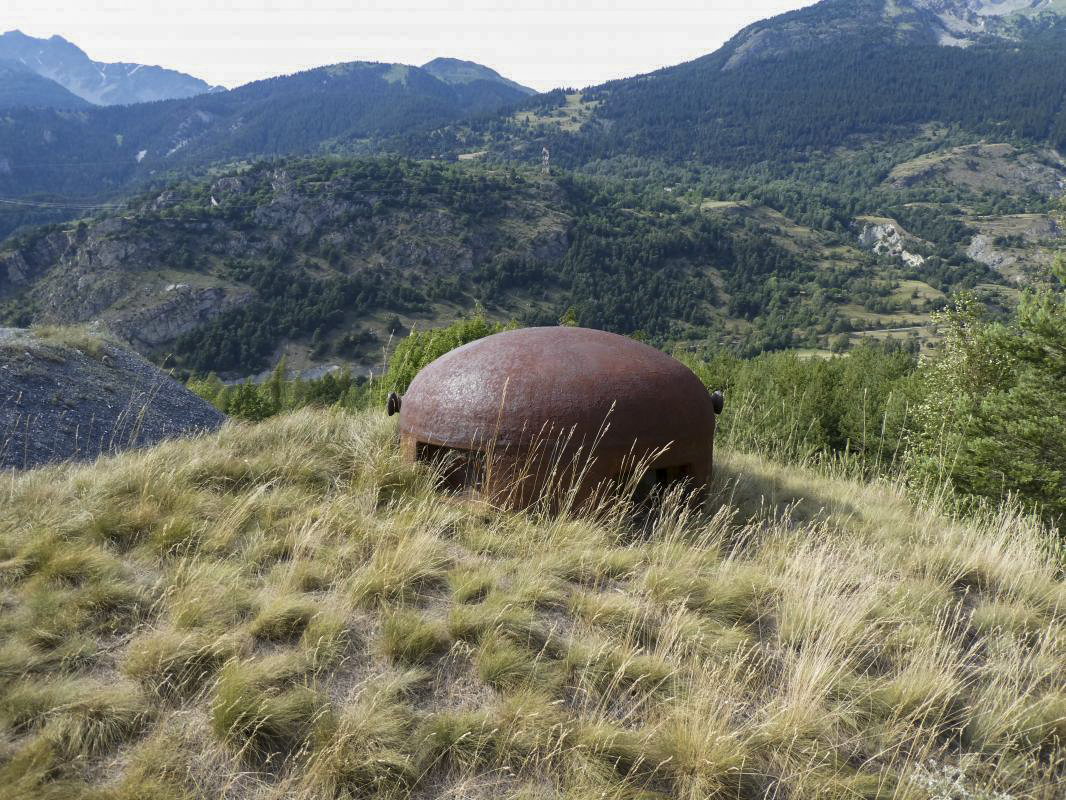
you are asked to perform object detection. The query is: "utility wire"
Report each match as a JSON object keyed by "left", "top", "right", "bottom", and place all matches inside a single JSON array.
[
  {"left": 0, "top": 197, "right": 128, "bottom": 210},
  {"left": 0, "top": 166, "right": 530, "bottom": 214}
]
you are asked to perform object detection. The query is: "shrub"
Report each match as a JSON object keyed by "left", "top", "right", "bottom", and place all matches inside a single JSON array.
[{"left": 384, "top": 315, "right": 509, "bottom": 395}]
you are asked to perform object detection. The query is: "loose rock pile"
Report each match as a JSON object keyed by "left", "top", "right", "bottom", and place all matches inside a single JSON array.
[{"left": 0, "top": 328, "right": 224, "bottom": 470}]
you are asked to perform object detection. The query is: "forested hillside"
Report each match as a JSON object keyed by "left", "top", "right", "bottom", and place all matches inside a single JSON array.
[
  {"left": 0, "top": 156, "right": 1012, "bottom": 376},
  {"left": 410, "top": 28, "right": 1066, "bottom": 168},
  {"left": 0, "top": 59, "right": 532, "bottom": 234},
  {"left": 0, "top": 59, "right": 91, "bottom": 110},
  {"left": 0, "top": 0, "right": 1063, "bottom": 377}
]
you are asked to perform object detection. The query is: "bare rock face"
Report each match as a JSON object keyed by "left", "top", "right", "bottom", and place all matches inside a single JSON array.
[
  {"left": 109, "top": 285, "right": 255, "bottom": 348},
  {"left": 909, "top": 1, "right": 1057, "bottom": 44},
  {"left": 857, "top": 221, "right": 927, "bottom": 267},
  {"left": 530, "top": 227, "right": 570, "bottom": 262},
  {"left": 0, "top": 229, "right": 74, "bottom": 291},
  {"left": 0, "top": 328, "right": 224, "bottom": 471},
  {"left": 966, "top": 214, "right": 1064, "bottom": 279},
  {"left": 887, "top": 144, "right": 1066, "bottom": 197},
  {"left": 967, "top": 233, "right": 1015, "bottom": 271}
]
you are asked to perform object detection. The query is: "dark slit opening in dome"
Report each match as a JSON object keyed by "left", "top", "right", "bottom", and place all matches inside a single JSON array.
[
  {"left": 415, "top": 441, "right": 486, "bottom": 494},
  {"left": 635, "top": 463, "right": 694, "bottom": 502}
]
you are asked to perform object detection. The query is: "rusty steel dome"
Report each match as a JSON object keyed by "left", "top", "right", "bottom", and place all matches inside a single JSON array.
[{"left": 391, "top": 326, "right": 722, "bottom": 508}]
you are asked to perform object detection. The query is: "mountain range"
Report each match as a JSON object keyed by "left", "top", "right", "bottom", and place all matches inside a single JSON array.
[
  {"left": 0, "top": 0, "right": 1064, "bottom": 375},
  {"left": 0, "top": 1, "right": 1064, "bottom": 210},
  {"left": 0, "top": 30, "right": 222, "bottom": 105},
  {"left": 0, "top": 50, "right": 536, "bottom": 220},
  {"left": 718, "top": 0, "right": 1066, "bottom": 70},
  {"left": 0, "top": 57, "right": 90, "bottom": 109},
  {"left": 411, "top": 0, "right": 1066, "bottom": 170}
]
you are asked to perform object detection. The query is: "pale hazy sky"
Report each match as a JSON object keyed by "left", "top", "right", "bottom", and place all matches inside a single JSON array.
[{"left": 5, "top": 1, "right": 813, "bottom": 92}]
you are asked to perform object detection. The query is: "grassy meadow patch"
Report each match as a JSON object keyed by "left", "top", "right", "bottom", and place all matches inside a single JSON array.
[{"left": 0, "top": 408, "right": 1063, "bottom": 798}]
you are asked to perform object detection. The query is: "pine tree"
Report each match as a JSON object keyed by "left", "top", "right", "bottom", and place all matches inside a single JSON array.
[{"left": 961, "top": 254, "right": 1066, "bottom": 528}]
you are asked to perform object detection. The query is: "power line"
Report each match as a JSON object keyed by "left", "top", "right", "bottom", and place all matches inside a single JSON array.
[
  {"left": 0, "top": 165, "right": 536, "bottom": 215},
  {"left": 0, "top": 197, "right": 127, "bottom": 210},
  {"left": 0, "top": 159, "right": 150, "bottom": 168}
]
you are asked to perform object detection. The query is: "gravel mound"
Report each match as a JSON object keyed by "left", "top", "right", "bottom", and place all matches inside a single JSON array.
[{"left": 1, "top": 328, "right": 225, "bottom": 470}]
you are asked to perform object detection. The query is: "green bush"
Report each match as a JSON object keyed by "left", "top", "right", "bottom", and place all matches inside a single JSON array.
[
  {"left": 910, "top": 256, "right": 1066, "bottom": 529},
  {"left": 687, "top": 341, "right": 918, "bottom": 470}
]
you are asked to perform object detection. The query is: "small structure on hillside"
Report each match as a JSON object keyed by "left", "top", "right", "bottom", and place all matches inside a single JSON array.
[{"left": 387, "top": 326, "right": 723, "bottom": 509}]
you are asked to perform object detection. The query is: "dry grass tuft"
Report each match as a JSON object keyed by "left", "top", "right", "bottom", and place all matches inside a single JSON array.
[
  {"left": 0, "top": 408, "right": 1062, "bottom": 798},
  {"left": 383, "top": 609, "right": 453, "bottom": 665}
]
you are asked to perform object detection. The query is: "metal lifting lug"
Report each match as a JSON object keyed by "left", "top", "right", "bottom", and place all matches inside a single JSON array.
[{"left": 386, "top": 392, "right": 402, "bottom": 416}]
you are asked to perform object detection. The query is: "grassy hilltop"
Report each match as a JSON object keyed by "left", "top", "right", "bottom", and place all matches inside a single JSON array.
[{"left": 1, "top": 409, "right": 1064, "bottom": 799}]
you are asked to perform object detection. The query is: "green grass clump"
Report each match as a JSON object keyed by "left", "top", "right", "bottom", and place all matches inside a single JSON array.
[
  {"left": 1, "top": 678, "right": 151, "bottom": 761},
  {"left": 249, "top": 595, "right": 317, "bottom": 642},
  {"left": 168, "top": 560, "right": 255, "bottom": 632},
  {"left": 446, "top": 600, "right": 554, "bottom": 651},
  {"left": 476, "top": 636, "right": 539, "bottom": 692},
  {"left": 124, "top": 629, "right": 239, "bottom": 699},
  {"left": 570, "top": 590, "right": 660, "bottom": 648},
  {"left": 1, "top": 678, "right": 83, "bottom": 734},
  {"left": 381, "top": 609, "right": 452, "bottom": 665},
  {"left": 42, "top": 684, "right": 152, "bottom": 757},
  {"left": 566, "top": 640, "right": 676, "bottom": 701},
  {"left": 210, "top": 657, "right": 324, "bottom": 761},
  {"left": 351, "top": 533, "right": 452, "bottom": 606},
  {"left": 416, "top": 710, "right": 500, "bottom": 772},
  {"left": 303, "top": 672, "right": 422, "bottom": 797},
  {"left": 299, "top": 607, "right": 356, "bottom": 669},
  {"left": 447, "top": 564, "right": 494, "bottom": 604}
]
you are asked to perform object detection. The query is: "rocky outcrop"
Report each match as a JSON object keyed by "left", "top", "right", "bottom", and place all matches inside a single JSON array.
[
  {"left": 857, "top": 221, "right": 927, "bottom": 267},
  {"left": 109, "top": 285, "right": 255, "bottom": 347},
  {"left": 530, "top": 227, "right": 570, "bottom": 262},
  {"left": 888, "top": 144, "right": 1066, "bottom": 197},
  {"left": 0, "top": 328, "right": 224, "bottom": 470},
  {"left": 966, "top": 214, "right": 1064, "bottom": 279},
  {"left": 909, "top": 1, "right": 1058, "bottom": 46},
  {"left": 966, "top": 234, "right": 1014, "bottom": 271},
  {"left": 0, "top": 229, "right": 74, "bottom": 292}
]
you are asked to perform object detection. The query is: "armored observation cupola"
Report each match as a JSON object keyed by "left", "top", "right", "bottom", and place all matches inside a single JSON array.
[{"left": 388, "top": 326, "right": 723, "bottom": 509}]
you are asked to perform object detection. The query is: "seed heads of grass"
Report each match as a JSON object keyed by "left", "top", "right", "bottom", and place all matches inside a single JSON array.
[
  {"left": 351, "top": 533, "right": 451, "bottom": 606},
  {"left": 416, "top": 711, "right": 499, "bottom": 773},
  {"left": 303, "top": 672, "right": 421, "bottom": 797}
]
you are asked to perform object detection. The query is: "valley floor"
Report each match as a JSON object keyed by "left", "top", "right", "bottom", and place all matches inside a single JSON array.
[{"left": 0, "top": 410, "right": 1063, "bottom": 799}]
